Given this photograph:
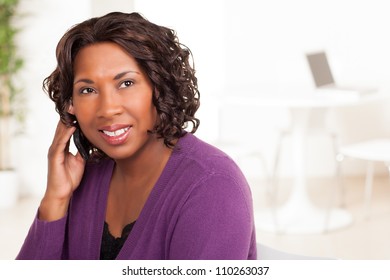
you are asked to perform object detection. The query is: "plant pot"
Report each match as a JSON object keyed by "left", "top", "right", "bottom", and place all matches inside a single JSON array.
[{"left": 0, "top": 170, "right": 19, "bottom": 208}]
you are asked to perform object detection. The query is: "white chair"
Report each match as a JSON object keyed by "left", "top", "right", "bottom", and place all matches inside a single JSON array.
[
  {"left": 213, "top": 141, "right": 272, "bottom": 193},
  {"left": 335, "top": 138, "right": 390, "bottom": 218},
  {"left": 257, "top": 243, "right": 333, "bottom": 260}
]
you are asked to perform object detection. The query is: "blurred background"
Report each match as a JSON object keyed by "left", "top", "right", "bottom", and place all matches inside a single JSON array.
[{"left": 1, "top": 0, "right": 390, "bottom": 259}]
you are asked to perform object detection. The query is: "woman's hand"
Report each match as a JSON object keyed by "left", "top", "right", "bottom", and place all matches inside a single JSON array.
[{"left": 39, "top": 120, "right": 86, "bottom": 221}]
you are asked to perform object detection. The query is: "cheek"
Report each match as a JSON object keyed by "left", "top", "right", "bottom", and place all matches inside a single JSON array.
[
  {"left": 147, "top": 104, "right": 158, "bottom": 126},
  {"left": 130, "top": 96, "right": 157, "bottom": 122},
  {"left": 72, "top": 103, "right": 94, "bottom": 125}
]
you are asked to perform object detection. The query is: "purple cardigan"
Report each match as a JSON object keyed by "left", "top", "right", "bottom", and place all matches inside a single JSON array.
[{"left": 17, "top": 133, "right": 257, "bottom": 260}]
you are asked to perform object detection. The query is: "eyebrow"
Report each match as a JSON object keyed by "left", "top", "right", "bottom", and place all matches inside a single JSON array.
[
  {"left": 73, "top": 78, "right": 94, "bottom": 85},
  {"left": 114, "top": 70, "right": 140, "bottom": 80},
  {"left": 73, "top": 70, "right": 140, "bottom": 85}
]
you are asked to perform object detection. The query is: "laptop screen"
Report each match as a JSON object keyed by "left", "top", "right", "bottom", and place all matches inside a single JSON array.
[{"left": 306, "top": 52, "right": 335, "bottom": 87}]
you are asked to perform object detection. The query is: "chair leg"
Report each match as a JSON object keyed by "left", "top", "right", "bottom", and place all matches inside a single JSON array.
[
  {"left": 268, "top": 130, "right": 289, "bottom": 233},
  {"left": 330, "top": 133, "right": 346, "bottom": 207},
  {"left": 258, "top": 154, "right": 272, "bottom": 198},
  {"left": 335, "top": 153, "right": 346, "bottom": 207},
  {"left": 364, "top": 161, "right": 374, "bottom": 219},
  {"left": 244, "top": 150, "right": 276, "bottom": 212},
  {"left": 385, "top": 162, "right": 390, "bottom": 185},
  {"left": 324, "top": 133, "right": 343, "bottom": 233},
  {"left": 270, "top": 130, "right": 288, "bottom": 204}
]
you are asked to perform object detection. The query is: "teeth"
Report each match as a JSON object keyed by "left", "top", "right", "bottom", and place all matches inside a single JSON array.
[{"left": 102, "top": 127, "right": 129, "bottom": 137}]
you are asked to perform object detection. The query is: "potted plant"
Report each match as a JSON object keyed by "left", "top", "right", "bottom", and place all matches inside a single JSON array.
[{"left": 0, "top": 0, "right": 23, "bottom": 208}]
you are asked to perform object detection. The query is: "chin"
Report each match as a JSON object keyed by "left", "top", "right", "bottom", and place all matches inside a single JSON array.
[{"left": 101, "top": 146, "right": 139, "bottom": 161}]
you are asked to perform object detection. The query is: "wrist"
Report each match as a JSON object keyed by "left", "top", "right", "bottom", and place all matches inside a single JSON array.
[{"left": 38, "top": 195, "right": 71, "bottom": 222}]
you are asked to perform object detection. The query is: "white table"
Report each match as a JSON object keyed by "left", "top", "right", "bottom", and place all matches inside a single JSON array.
[{"left": 224, "top": 89, "right": 388, "bottom": 234}]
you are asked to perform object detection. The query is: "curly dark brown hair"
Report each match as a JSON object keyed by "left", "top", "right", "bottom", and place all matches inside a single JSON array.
[{"left": 44, "top": 12, "right": 200, "bottom": 160}]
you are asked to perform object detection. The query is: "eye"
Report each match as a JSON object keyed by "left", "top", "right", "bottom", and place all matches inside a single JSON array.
[
  {"left": 119, "top": 80, "right": 134, "bottom": 88},
  {"left": 80, "top": 87, "right": 95, "bottom": 94}
]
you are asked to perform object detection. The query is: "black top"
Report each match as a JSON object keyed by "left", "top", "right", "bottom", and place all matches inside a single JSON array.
[{"left": 100, "top": 221, "right": 135, "bottom": 260}]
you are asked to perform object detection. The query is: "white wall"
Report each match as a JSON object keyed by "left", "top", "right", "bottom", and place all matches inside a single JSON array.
[
  {"left": 13, "top": 0, "right": 390, "bottom": 196},
  {"left": 91, "top": 0, "right": 134, "bottom": 16}
]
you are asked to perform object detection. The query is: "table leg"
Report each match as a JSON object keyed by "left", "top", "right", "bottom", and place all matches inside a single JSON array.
[{"left": 256, "top": 108, "right": 353, "bottom": 234}]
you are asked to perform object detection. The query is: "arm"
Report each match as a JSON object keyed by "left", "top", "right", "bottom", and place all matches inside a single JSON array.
[
  {"left": 39, "top": 120, "right": 85, "bottom": 221},
  {"left": 16, "top": 120, "right": 86, "bottom": 259},
  {"left": 169, "top": 173, "right": 256, "bottom": 260},
  {"left": 15, "top": 213, "right": 68, "bottom": 260}
]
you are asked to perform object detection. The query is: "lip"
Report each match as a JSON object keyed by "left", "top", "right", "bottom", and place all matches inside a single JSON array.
[{"left": 99, "top": 124, "right": 132, "bottom": 146}]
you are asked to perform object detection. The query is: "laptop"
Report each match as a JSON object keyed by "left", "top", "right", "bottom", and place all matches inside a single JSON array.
[{"left": 306, "top": 51, "right": 376, "bottom": 95}]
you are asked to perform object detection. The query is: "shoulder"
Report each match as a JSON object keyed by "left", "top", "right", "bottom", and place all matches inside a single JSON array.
[
  {"left": 173, "top": 133, "right": 252, "bottom": 206},
  {"left": 175, "top": 133, "right": 240, "bottom": 175},
  {"left": 167, "top": 135, "right": 256, "bottom": 259}
]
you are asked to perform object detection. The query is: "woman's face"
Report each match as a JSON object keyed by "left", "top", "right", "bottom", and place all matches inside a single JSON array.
[{"left": 69, "top": 42, "right": 158, "bottom": 160}]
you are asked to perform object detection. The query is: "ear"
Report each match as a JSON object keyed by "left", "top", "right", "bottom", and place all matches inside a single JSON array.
[{"left": 67, "top": 100, "right": 75, "bottom": 114}]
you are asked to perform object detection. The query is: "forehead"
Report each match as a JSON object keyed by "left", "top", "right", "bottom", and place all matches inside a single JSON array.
[{"left": 73, "top": 42, "right": 140, "bottom": 75}]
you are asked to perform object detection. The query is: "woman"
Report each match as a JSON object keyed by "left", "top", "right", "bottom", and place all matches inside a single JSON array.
[{"left": 16, "top": 12, "right": 257, "bottom": 260}]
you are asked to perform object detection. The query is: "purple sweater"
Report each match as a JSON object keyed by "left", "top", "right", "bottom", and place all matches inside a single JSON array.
[{"left": 16, "top": 133, "right": 257, "bottom": 260}]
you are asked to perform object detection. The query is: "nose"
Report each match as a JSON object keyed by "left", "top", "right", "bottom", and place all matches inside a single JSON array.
[{"left": 96, "top": 89, "right": 123, "bottom": 119}]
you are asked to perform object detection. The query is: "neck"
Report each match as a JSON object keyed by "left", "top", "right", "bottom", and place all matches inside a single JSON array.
[
  {"left": 113, "top": 136, "right": 174, "bottom": 191},
  {"left": 105, "top": 136, "right": 176, "bottom": 234}
]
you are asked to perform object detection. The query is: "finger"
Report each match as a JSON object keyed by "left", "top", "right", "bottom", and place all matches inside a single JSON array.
[
  {"left": 49, "top": 121, "right": 76, "bottom": 158},
  {"left": 52, "top": 121, "right": 76, "bottom": 146}
]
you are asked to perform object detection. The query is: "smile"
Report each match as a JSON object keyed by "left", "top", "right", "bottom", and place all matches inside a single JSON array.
[
  {"left": 99, "top": 125, "right": 132, "bottom": 145},
  {"left": 102, "top": 127, "right": 130, "bottom": 137}
]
